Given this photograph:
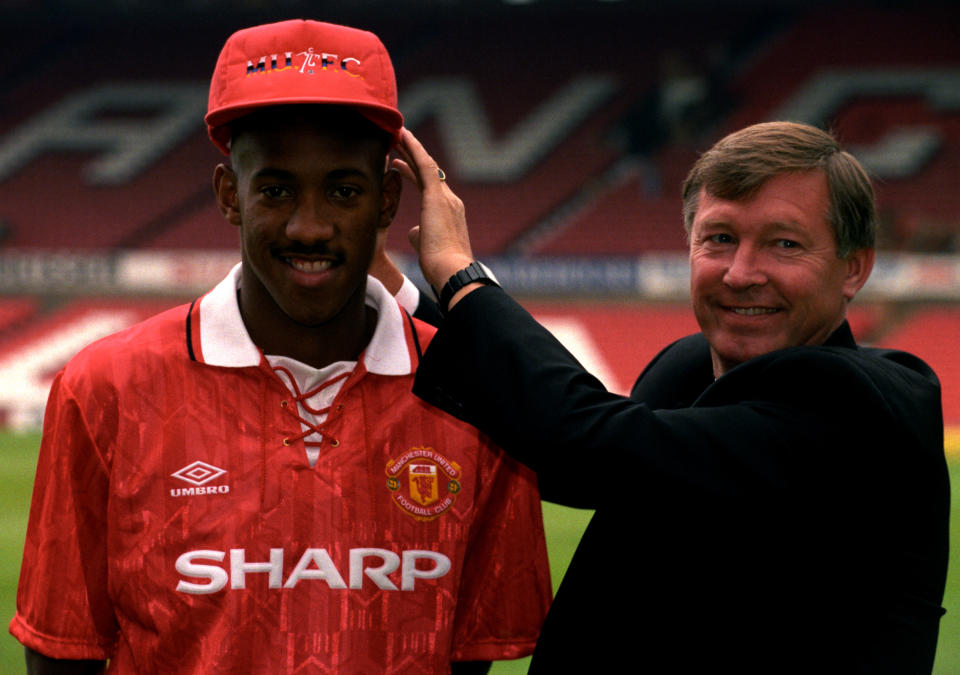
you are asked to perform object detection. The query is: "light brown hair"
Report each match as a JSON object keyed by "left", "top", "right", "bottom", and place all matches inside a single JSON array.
[{"left": 681, "top": 121, "right": 876, "bottom": 257}]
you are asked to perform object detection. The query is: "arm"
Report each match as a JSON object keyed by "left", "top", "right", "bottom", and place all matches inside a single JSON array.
[
  {"left": 11, "top": 371, "right": 117, "bottom": 663},
  {"left": 394, "top": 127, "right": 846, "bottom": 506},
  {"left": 412, "top": 284, "right": 907, "bottom": 509},
  {"left": 26, "top": 648, "right": 105, "bottom": 675}
]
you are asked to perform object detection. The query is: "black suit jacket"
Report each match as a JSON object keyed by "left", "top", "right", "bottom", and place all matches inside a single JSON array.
[{"left": 414, "top": 287, "right": 949, "bottom": 674}]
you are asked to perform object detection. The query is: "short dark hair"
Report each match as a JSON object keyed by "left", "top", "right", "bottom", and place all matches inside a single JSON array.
[
  {"left": 229, "top": 104, "right": 393, "bottom": 168},
  {"left": 681, "top": 121, "right": 876, "bottom": 257}
]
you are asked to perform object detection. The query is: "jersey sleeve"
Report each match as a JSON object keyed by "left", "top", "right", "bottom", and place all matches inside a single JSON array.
[
  {"left": 449, "top": 446, "right": 552, "bottom": 662},
  {"left": 9, "top": 370, "right": 118, "bottom": 660}
]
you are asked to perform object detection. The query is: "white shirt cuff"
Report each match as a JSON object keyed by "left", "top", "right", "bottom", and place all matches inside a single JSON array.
[{"left": 394, "top": 275, "right": 421, "bottom": 315}]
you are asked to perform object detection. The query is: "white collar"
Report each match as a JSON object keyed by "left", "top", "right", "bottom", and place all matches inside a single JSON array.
[{"left": 195, "top": 263, "right": 413, "bottom": 375}]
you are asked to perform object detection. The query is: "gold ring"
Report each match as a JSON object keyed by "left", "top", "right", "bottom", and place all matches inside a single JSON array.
[{"left": 437, "top": 168, "right": 446, "bottom": 182}]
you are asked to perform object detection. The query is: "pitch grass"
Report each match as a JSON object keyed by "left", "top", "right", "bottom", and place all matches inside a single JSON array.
[{"left": 0, "top": 432, "right": 956, "bottom": 674}]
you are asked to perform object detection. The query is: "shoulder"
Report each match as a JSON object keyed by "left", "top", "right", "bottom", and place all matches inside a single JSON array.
[
  {"left": 710, "top": 343, "right": 942, "bottom": 438},
  {"left": 744, "top": 343, "right": 939, "bottom": 397},
  {"left": 60, "top": 302, "right": 192, "bottom": 386}
]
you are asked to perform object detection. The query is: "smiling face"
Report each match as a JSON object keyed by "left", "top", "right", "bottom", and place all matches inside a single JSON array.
[
  {"left": 688, "top": 170, "right": 874, "bottom": 377},
  {"left": 214, "top": 107, "right": 399, "bottom": 360}
]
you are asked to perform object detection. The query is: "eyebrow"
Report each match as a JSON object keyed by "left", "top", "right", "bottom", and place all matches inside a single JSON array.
[
  {"left": 327, "top": 167, "right": 376, "bottom": 182},
  {"left": 250, "top": 167, "right": 375, "bottom": 182},
  {"left": 766, "top": 221, "right": 809, "bottom": 235},
  {"left": 696, "top": 218, "right": 806, "bottom": 230},
  {"left": 250, "top": 167, "right": 296, "bottom": 181}
]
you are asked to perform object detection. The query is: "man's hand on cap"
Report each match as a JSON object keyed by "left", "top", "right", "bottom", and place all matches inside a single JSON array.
[{"left": 393, "top": 128, "right": 475, "bottom": 292}]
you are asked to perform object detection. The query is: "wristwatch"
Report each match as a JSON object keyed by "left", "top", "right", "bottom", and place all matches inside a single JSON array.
[{"left": 435, "top": 261, "right": 500, "bottom": 313}]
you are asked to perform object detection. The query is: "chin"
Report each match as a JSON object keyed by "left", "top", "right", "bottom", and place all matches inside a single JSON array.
[
  {"left": 280, "top": 305, "right": 337, "bottom": 327},
  {"left": 714, "top": 337, "right": 785, "bottom": 369}
]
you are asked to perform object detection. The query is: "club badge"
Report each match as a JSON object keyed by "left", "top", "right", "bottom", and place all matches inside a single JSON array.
[{"left": 386, "top": 447, "right": 462, "bottom": 521}]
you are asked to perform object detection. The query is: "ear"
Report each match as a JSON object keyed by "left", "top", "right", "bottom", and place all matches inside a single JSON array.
[
  {"left": 842, "top": 247, "right": 875, "bottom": 301},
  {"left": 378, "top": 166, "right": 403, "bottom": 230},
  {"left": 213, "top": 163, "right": 242, "bottom": 227}
]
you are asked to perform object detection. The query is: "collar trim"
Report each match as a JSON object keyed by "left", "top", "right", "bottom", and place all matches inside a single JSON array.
[{"left": 191, "top": 264, "right": 412, "bottom": 375}]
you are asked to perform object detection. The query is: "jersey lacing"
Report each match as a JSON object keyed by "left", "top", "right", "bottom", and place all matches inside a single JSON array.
[{"left": 273, "top": 365, "right": 351, "bottom": 449}]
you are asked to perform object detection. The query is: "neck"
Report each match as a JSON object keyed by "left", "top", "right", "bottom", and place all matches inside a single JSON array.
[{"left": 238, "top": 285, "right": 377, "bottom": 370}]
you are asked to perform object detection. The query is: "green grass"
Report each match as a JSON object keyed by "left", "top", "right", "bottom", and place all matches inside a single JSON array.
[
  {"left": 0, "top": 432, "right": 956, "bottom": 674},
  {"left": 0, "top": 430, "right": 39, "bottom": 674},
  {"left": 934, "top": 458, "right": 960, "bottom": 674}
]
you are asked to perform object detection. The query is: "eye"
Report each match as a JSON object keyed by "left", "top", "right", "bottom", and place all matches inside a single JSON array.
[
  {"left": 259, "top": 185, "right": 293, "bottom": 200},
  {"left": 329, "top": 185, "right": 362, "bottom": 201},
  {"left": 707, "top": 233, "right": 734, "bottom": 245},
  {"left": 776, "top": 239, "right": 800, "bottom": 249}
]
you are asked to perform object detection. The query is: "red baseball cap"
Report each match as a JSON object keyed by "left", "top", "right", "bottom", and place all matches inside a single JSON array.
[{"left": 205, "top": 19, "right": 403, "bottom": 155}]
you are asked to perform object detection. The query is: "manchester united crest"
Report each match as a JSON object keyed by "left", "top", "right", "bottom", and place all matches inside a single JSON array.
[{"left": 386, "top": 447, "right": 462, "bottom": 521}]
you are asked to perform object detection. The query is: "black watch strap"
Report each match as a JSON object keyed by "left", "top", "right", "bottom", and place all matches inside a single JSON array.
[{"left": 436, "top": 262, "right": 500, "bottom": 313}]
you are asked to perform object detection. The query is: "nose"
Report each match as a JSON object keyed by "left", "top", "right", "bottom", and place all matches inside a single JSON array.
[
  {"left": 285, "top": 195, "right": 335, "bottom": 245},
  {"left": 722, "top": 244, "right": 767, "bottom": 289}
]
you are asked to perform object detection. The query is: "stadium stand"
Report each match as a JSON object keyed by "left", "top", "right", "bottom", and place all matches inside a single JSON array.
[
  {"left": 0, "top": 3, "right": 958, "bottom": 429},
  {"left": 877, "top": 307, "right": 960, "bottom": 425},
  {"left": 1, "top": 7, "right": 956, "bottom": 256},
  {"left": 0, "top": 298, "right": 37, "bottom": 335},
  {"left": 523, "top": 302, "right": 701, "bottom": 393},
  {"left": 0, "top": 7, "right": 957, "bottom": 673},
  {"left": 0, "top": 298, "right": 179, "bottom": 429},
  {"left": 538, "top": 7, "right": 960, "bottom": 255}
]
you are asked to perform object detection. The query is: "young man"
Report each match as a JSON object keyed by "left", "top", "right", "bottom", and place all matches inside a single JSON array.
[
  {"left": 396, "top": 121, "right": 948, "bottom": 672},
  {"left": 10, "top": 20, "right": 550, "bottom": 674}
]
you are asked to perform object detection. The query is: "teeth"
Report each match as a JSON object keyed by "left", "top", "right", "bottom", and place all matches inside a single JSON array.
[
  {"left": 732, "top": 307, "right": 777, "bottom": 316},
  {"left": 288, "top": 258, "right": 332, "bottom": 273}
]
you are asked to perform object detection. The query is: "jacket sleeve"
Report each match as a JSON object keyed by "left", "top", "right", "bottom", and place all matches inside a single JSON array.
[{"left": 412, "top": 287, "right": 912, "bottom": 508}]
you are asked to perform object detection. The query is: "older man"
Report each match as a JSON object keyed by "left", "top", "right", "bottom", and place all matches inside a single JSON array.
[{"left": 395, "top": 121, "right": 949, "bottom": 673}]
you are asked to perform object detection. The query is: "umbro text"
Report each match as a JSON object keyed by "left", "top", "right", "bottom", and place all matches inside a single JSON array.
[{"left": 170, "top": 485, "right": 230, "bottom": 497}]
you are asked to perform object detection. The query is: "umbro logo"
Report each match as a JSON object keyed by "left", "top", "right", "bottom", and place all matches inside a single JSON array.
[
  {"left": 171, "top": 461, "right": 230, "bottom": 497},
  {"left": 172, "top": 460, "right": 226, "bottom": 485}
]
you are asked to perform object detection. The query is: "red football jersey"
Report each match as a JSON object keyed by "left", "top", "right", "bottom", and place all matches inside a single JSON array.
[{"left": 11, "top": 270, "right": 551, "bottom": 674}]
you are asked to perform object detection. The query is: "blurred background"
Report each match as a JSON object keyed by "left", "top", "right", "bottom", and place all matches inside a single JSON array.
[{"left": 0, "top": 0, "right": 957, "bottom": 672}]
